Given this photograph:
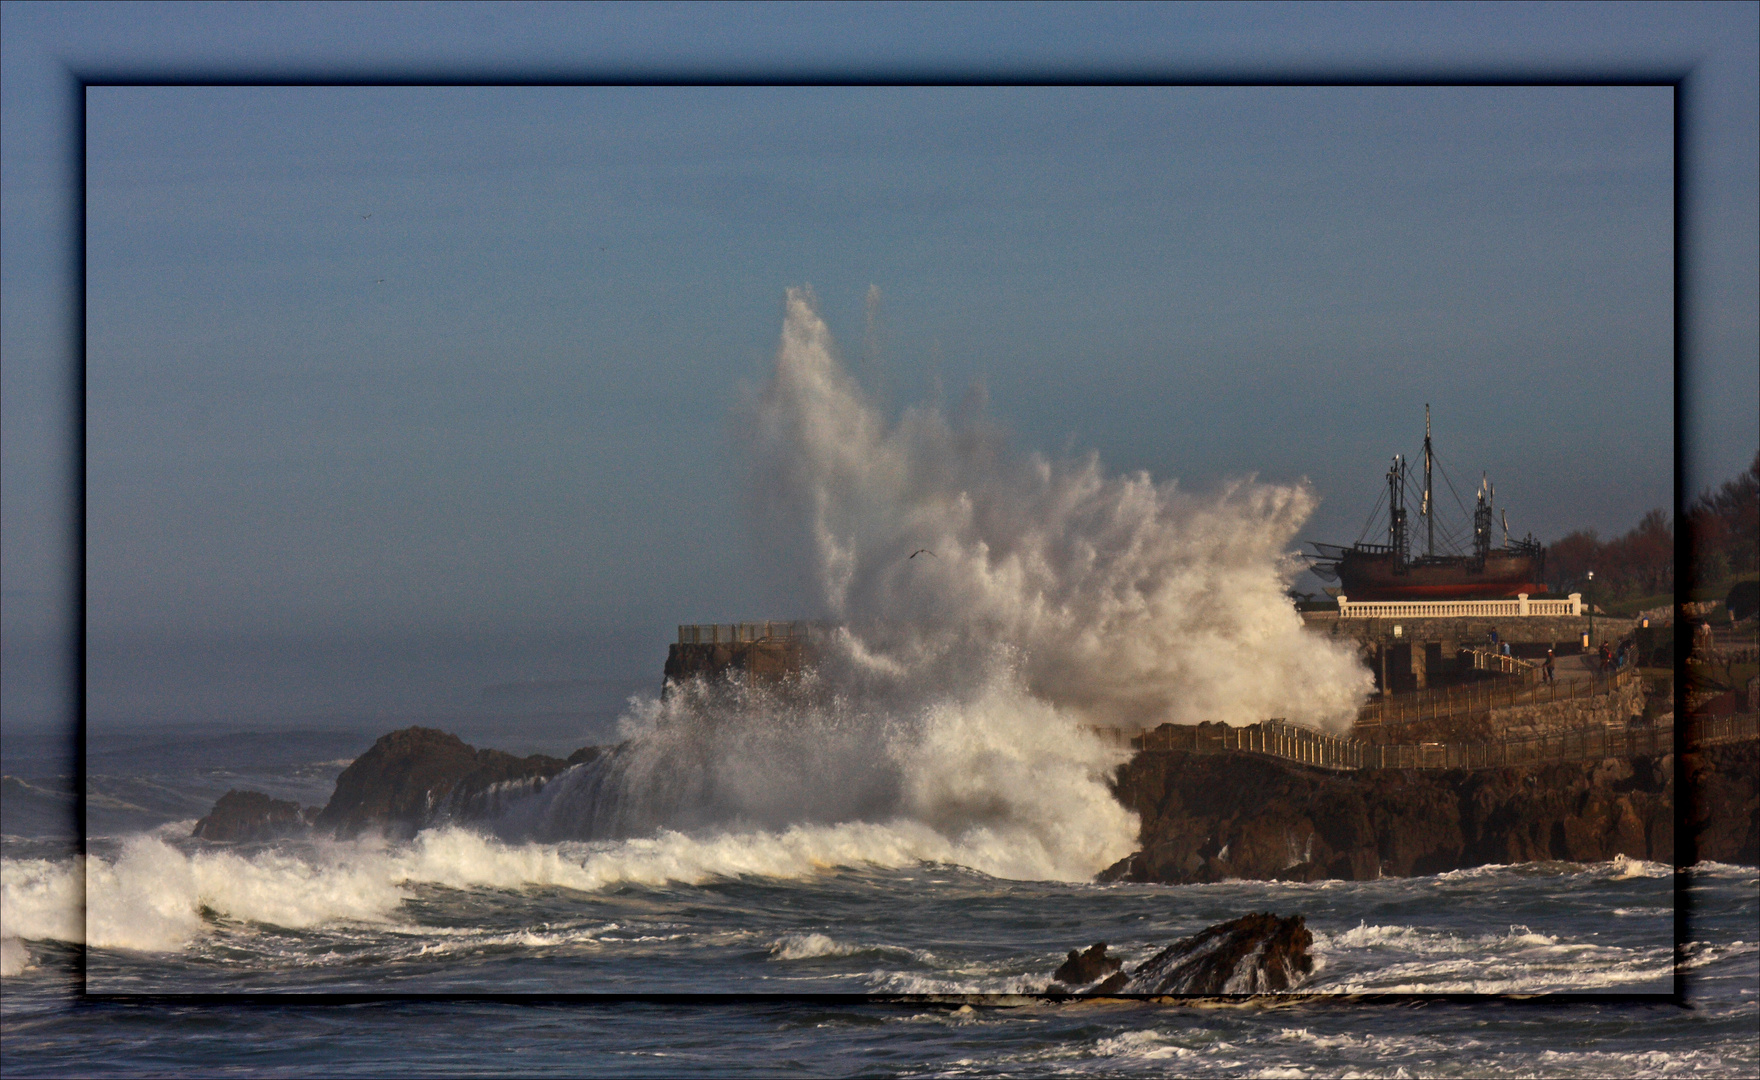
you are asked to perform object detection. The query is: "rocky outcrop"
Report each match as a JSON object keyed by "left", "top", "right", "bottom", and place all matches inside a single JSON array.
[
  {"left": 1126, "top": 913, "right": 1313, "bottom": 994},
  {"left": 312, "top": 727, "right": 591, "bottom": 839},
  {"left": 192, "top": 789, "right": 314, "bottom": 842},
  {"left": 1685, "top": 741, "right": 1760, "bottom": 865},
  {"left": 1103, "top": 749, "right": 1677, "bottom": 884},
  {"left": 1049, "top": 914, "right": 1313, "bottom": 996}
]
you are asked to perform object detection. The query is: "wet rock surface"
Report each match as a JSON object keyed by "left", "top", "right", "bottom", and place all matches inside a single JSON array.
[
  {"left": 1050, "top": 914, "right": 1313, "bottom": 996},
  {"left": 191, "top": 789, "right": 314, "bottom": 842},
  {"left": 311, "top": 727, "right": 596, "bottom": 839},
  {"left": 1126, "top": 913, "right": 1313, "bottom": 994},
  {"left": 1106, "top": 749, "right": 1681, "bottom": 884}
]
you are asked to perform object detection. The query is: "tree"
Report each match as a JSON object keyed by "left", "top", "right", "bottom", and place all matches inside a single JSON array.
[{"left": 1688, "top": 449, "right": 1759, "bottom": 586}]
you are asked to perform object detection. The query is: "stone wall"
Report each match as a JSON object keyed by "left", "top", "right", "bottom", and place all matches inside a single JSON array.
[
  {"left": 1491, "top": 679, "right": 1649, "bottom": 740},
  {"left": 1303, "top": 611, "right": 1617, "bottom": 692},
  {"left": 663, "top": 639, "right": 816, "bottom": 691},
  {"left": 1354, "top": 679, "right": 1654, "bottom": 746}
]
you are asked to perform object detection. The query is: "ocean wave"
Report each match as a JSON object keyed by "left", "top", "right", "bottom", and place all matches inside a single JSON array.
[
  {"left": 768, "top": 932, "right": 930, "bottom": 963},
  {"left": 864, "top": 969, "right": 1051, "bottom": 996},
  {"left": 1604, "top": 854, "right": 1672, "bottom": 880},
  {"left": 0, "top": 858, "right": 83, "bottom": 949},
  {"left": 1308, "top": 919, "right": 1673, "bottom": 992},
  {"left": 4, "top": 814, "right": 1116, "bottom": 955},
  {"left": 1679, "top": 939, "right": 1758, "bottom": 970},
  {"left": 0, "top": 936, "right": 33, "bottom": 977}
]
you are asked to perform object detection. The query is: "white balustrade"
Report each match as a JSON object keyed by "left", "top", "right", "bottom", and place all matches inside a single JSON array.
[{"left": 1335, "top": 593, "right": 1582, "bottom": 619}]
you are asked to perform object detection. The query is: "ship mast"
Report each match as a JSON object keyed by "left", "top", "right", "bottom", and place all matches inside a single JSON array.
[
  {"left": 1473, "top": 474, "right": 1493, "bottom": 566},
  {"left": 1388, "top": 455, "right": 1409, "bottom": 570},
  {"left": 1423, "top": 404, "right": 1434, "bottom": 559}
]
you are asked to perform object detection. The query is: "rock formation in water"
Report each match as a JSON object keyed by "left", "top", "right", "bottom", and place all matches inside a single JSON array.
[
  {"left": 1102, "top": 748, "right": 1682, "bottom": 884},
  {"left": 1049, "top": 914, "right": 1313, "bottom": 996},
  {"left": 310, "top": 727, "right": 600, "bottom": 839},
  {"left": 1051, "top": 942, "right": 1122, "bottom": 989},
  {"left": 1125, "top": 913, "right": 1313, "bottom": 994},
  {"left": 191, "top": 789, "right": 315, "bottom": 842}
]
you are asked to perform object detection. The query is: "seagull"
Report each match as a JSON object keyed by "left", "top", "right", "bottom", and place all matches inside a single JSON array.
[
  {"left": 360, "top": 213, "right": 373, "bottom": 219},
  {"left": 909, "top": 549, "right": 936, "bottom": 560}
]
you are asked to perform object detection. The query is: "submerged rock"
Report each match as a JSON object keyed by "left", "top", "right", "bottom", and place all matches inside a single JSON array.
[
  {"left": 1051, "top": 913, "right": 1313, "bottom": 997},
  {"left": 192, "top": 789, "right": 314, "bottom": 842},
  {"left": 312, "top": 727, "right": 593, "bottom": 839}
]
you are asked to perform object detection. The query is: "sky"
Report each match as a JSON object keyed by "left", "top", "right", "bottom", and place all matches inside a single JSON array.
[{"left": 3, "top": 2, "right": 1756, "bottom": 734}]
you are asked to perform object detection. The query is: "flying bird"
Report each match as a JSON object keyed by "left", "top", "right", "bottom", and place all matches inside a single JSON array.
[
  {"left": 359, "top": 212, "right": 373, "bottom": 219},
  {"left": 909, "top": 549, "right": 936, "bottom": 560}
]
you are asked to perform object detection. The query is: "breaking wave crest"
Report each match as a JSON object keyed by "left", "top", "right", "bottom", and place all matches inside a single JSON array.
[{"left": 3, "top": 818, "right": 1058, "bottom": 954}]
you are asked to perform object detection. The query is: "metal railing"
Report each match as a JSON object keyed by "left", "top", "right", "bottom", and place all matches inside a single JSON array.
[
  {"left": 1117, "top": 719, "right": 1374, "bottom": 771},
  {"left": 1689, "top": 713, "right": 1759, "bottom": 746},
  {"left": 1463, "top": 648, "right": 1541, "bottom": 678},
  {"left": 1336, "top": 593, "right": 1582, "bottom": 619}
]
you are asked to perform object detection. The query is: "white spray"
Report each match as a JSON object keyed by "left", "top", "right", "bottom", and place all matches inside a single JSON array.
[{"left": 748, "top": 286, "right": 1370, "bottom": 732}]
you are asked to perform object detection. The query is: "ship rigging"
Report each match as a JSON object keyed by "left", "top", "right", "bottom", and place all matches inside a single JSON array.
[{"left": 1307, "top": 406, "right": 1546, "bottom": 601}]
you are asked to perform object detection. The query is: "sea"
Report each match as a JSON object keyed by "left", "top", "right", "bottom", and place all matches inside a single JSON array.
[{"left": 2, "top": 718, "right": 1755, "bottom": 1078}]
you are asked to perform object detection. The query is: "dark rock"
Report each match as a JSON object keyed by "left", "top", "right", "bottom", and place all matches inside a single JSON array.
[
  {"left": 1053, "top": 943, "right": 1121, "bottom": 986},
  {"left": 192, "top": 789, "right": 313, "bottom": 842},
  {"left": 1096, "top": 853, "right": 1141, "bottom": 883},
  {"left": 312, "top": 727, "right": 586, "bottom": 839},
  {"left": 1122, "top": 913, "right": 1313, "bottom": 995},
  {"left": 1106, "top": 748, "right": 1681, "bottom": 883},
  {"left": 1686, "top": 741, "right": 1759, "bottom": 865}
]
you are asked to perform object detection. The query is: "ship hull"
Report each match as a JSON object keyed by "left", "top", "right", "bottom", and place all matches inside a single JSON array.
[{"left": 1334, "top": 551, "right": 1545, "bottom": 601}]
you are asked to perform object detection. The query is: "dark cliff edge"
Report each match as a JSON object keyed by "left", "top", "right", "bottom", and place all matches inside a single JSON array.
[{"left": 1103, "top": 742, "right": 1758, "bottom": 884}]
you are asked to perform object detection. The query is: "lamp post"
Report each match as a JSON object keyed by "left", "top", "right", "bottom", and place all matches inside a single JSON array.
[
  {"left": 1584, "top": 576, "right": 1598, "bottom": 650},
  {"left": 1585, "top": 570, "right": 1595, "bottom": 651}
]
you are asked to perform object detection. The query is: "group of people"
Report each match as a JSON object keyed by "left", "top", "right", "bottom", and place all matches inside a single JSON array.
[
  {"left": 1600, "top": 639, "right": 1634, "bottom": 673},
  {"left": 1493, "top": 634, "right": 1629, "bottom": 686},
  {"left": 1488, "top": 627, "right": 1512, "bottom": 657}
]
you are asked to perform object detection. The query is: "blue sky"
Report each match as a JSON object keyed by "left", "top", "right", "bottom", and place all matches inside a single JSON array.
[{"left": 3, "top": 2, "right": 1756, "bottom": 729}]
